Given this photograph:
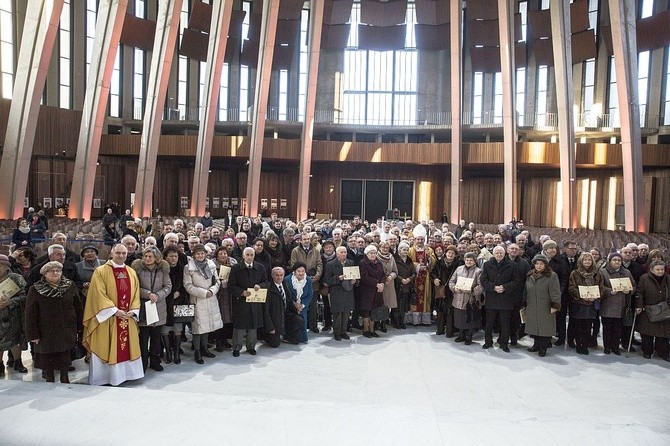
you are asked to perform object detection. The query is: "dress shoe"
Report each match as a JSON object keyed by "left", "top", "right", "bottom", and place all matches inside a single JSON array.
[
  {"left": 334, "top": 334, "right": 342, "bottom": 341},
  {"left": 201, "top": 349, "right": 216, "bottom": 358},
  {"left": 577, "top": 347, "right": 589, "bottom": 355},
  {"left": 445, "top": 332, "right": 455, "bottom": 338},
  {"left": 464, "top": 339, "right": 472, "bottom": 345},
  {"left": 322, "top": 326, "right": 332, "bottom": 333},
  {"left": 553, "top": 339, "right": 564, "bottom": 347},
  {"left": 538, "top": 349, "right": 547, "bottom": 357},
  {"left": 527, "top": 346, "right": 539, "bottom": 352},
  {"left": 340, "top": 333, "right": 350, "bottom": 340},
  {"left": 482, "top": 343, "right": 492, "bottom": 349},
  {"left": 567, "top": 341, "right": 576, "bottom": 349},
  {"left": 643, "top": 352, "right": 652, "bottom": 359},
  {"left": 379, "top": 324, "right": 387, "bottom": 333},
  {"left": 400, "top": 324, "right": 407, "bottom": 329},
  {"left": 510, "top": 339, "right": 518, "bottom": 346},
  {"left": 501, "top": 346, "right": 510, "bottom": 353},
  {"left": 603, "top": 348, "right": 611, "bottom": 354},
  {"left": 370, "top": 332, "right": 380, "bottom": 338},
  {"left": 612, "top": 348, "right": 621, "bottom": 356},
  {"left": 13, "top": 360, "right": 28, "bottom": 373},
  {"left": 60, "top": 373, "right": 70, "bottom": 384},
  {"left": 363, "top": 331, "right": 373, "bottom": 338},
  {"left": 454, "top": 334, "right": 466, "bottom": 343},
  {"left": 194, "top": 350, "right": 204, "bottom": 364},
  {"left": 232, "top": 350, "right": 240, "bottom": 357},
  {"left": 248, "top": 349, "right": 257, "bottom": 355}
]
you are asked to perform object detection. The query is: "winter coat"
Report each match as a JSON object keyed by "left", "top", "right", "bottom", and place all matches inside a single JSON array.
[
  {"left": 290, "top": 245, "right": 323, "bottom": 292},
  {"left": 0, "top": 272, "right": 27, "bottom": 350},
  {"left": 184, "top": 258, "right": 223, "bottom": 334},
  {"left": 480, "top": 256, "right": 520, "bottom": 310},
  {"left": 228, "top": 261, "right": 267, "bottom": 330},
  {"left": 358, "top": 258, "right": 385, "bottom": 311},
  {"left": 449, "top": 265, "right": 483, "bottom": 310},
  {"left": 24, "top": 278, "right": 82, "bottom": 354},
  {"left": 377, "top": 253, "right": 398, "bottom": 309},
  {"left": 324, "top": 258, "right": 356, "bottom": 314},
  {"left": 523, "top": 269, "right": 561, "bottom": 337},
  {"left": 394, "top": 255, "right": 416, "bottom": 296},
  {"left": 600, "top": 266, "right": 635, "bottom": 319},
  {"left": 635, "top": 272, "right": 670, "bottom": 338},
  {"left": 12, "top": 228, "right": 32, "bottom": 247},
  {"left": 132, "top": 259, "right": 171, "bottom": 327},
  {"left": 568, "top": 267, "right": 604, "bottom": 320}
]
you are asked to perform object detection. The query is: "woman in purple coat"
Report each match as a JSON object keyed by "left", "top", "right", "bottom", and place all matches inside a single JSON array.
[{"left": 359, "top": 245, "right": 386, "bottom": 338}]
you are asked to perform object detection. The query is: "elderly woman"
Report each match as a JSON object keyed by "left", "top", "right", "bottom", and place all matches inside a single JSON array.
[
  {"left": 184, "top": 244, "right": 222, "bottom": 364},
  {"left": 12, "top": 218, "right": 32, "bottom": 248},
  {"left": 132, "top": 246, "right": 171, "bottom": 372},
  {"left": 431, "top": 245, "right": 462, "bottom": 337},
  {"left": 645, "top": 249, "right": 670, "bottom": 274},
  {"left": 568, "top": 252, "right": 604, "bottom": 355},
  {"left": 635, "top": 260, "right": 670, "bottom": 361},
  {"left": 0, "top": 255, "right": 28, "bottom": 376},
  {"left": 265, "top": 233, "right": 286, "bottom": 271},
  {"left": 213, "top": 246, "right": 237, "bottom": 351},
  {"left": 600, "top": 252, "right": 635, "bottom": 355},
  {"left": 285, "top": 262, "right": 314, "bottom": 344},
  {"left": 542, "top": 240, "right": 569, "bottom": 346},
  {"left": 522, "top": 254, "right": 561, "bottom": 357},
  {"left": 375, "top": 241, "right": 398, "bottom": 333},
  {"left": 359, "top": 245, "right": 386, "bottom": 338},
  {"left": 163, "top": 246, "right": 188, "bottom": 364},
  {"left": 24, "top": 261, "right": 82, "bottom": 383},
  {"left": 448, "top": 252, "right": 483, "bottom": 345},
  {"left": 394, "top": 242, "right": 415, "bottom": 330}
]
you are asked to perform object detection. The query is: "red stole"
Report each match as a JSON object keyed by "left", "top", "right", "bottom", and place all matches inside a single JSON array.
[
  {"left": 415, "top": 249, "right": 427, "bottom": 312},
  {"left": 113, "top": 266, "right": 132, "bottom": 363}
]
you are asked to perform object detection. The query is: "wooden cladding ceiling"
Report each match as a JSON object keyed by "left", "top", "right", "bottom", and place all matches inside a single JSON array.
[
  {"left": 415, "top": 0, "right": 450, "bottom": 25},
  {"left": 358, "top": 24, "right": 407, "bottom": 51},
  {"left": 324, "top": 0, "right": 354, "bottom": 25},
  {"left": 120, "top": 14, "right": 156, "bottom": 51},
  {"left": 360, "top": 0, "right": 408, "bottom": 27},
  {"left": 602, "top": 10, "right": 670, "bottom": 55}
]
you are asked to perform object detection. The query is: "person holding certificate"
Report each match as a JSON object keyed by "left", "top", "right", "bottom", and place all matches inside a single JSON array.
[
  {"left": 359, "top": 245, "right": 387, "bottom": 338},
  {"left": 324, "top": 247, "right": 357, "bottom": 341},
  {"left": 600, "top": 252, "right": 635, "bottom": 355},
  {"left": 132, "top": 246, "right": 171, "bottom": 372},
  {"left": 448, "top": 252, "right": 483, "bottom": 345},
  {"left": 568, "top": 252, "right": 604, "bottom": 355}
]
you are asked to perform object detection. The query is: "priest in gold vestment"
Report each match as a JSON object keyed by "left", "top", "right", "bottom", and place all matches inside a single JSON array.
[{"left": 83, "top": 244, "right": 143, "bottom": 386}]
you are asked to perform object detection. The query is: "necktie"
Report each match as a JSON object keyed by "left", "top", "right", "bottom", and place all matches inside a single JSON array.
[{"left": 278, "top": 284, "right": 285, "bottom": 304}]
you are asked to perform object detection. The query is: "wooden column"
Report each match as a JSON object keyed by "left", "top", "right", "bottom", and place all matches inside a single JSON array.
[
  {"left": 498, "top": 0, "right": 518, "bottom": 223},
  {"left": 449, "top": 0, "right": 462, "bottom": 224},
  {"left": 0, "top": 0, "right": 64, "bottom": 219},
  {"left": 609, "top": 0, "right": 645, "bottom": 231},
  {"left": 133, "top": 0, "right": 184, "bottom": 218},
  {"left": 296, "top": 0, "right": 325, "bottom": 222},
  {"left": 69, "top": 0, "right": 128, "bottom": 220},
  {"left": 550, "top": 0, "right": 577, "bottom": 228},
  {"left": 245, "top": 0, "right": 279, "bottom": 217}
]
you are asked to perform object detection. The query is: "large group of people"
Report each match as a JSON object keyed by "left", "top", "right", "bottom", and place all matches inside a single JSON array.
[{"left": 1, "top": 212, "right": 669, "bottom": 386}]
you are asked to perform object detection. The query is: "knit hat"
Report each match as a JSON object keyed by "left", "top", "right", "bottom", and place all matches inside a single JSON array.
[
  {"left": 191, "top": 244, "right": 207, "bottom": 255},
  {"left": 532, "top": 254, "right": 549, "bottom": 265},
  {"left": 80, "top": 245, "right": 99, "bottom": 256},
  {"left": 607, "top": 252, "right": 622, "bottom": 262},
  {"left": 40, "top": 261, "right": 63, "bottom": 275},
  {"left": 445, "top": 245, "right": 458, "bottom": 256},
  {"left": 0, "top": 254, "right": 10, "bottom": 267}
]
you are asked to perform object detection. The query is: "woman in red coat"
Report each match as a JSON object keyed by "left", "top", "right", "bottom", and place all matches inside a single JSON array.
[{"left": 359, "top": 245, "right": 386, "bottom": 338}]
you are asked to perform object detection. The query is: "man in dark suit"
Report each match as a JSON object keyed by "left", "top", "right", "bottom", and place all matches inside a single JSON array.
[
  {"left": 228, "top": 247, "right": 267, "bottom": 356},
  {"left": 262, "top": 267, "right": 302, "bottom": 347},
  {"left": 324, "top": 247, "right": 357, "bottom": 341},
  {"left": 223, "top": 209, "right": 235, "bottom": 232},
  {"left": 561, "top": 240, "right": 581, "bottom": 347},
  {"left": 28, "top": 244, "right": 83, "bottom": 290}
]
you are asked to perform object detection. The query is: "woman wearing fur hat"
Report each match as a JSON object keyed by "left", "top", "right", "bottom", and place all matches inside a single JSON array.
[
  {"left": 431, "top": 245, "right": 463, "bottom": 337},
  {"left": 600, "top": 252, "right": 635, "bottom": 355},
  {"left": 522, "top": 254, "right": 561, "bottom": 357},
  {"left": 24, "top": 261, "right": 82, "bottom": 382},
  {"left": 568, "top": 252, "right": 604, "bottom": 355},
  {"left": 132, "top": 246, "right": 172, "bottom": 372}
]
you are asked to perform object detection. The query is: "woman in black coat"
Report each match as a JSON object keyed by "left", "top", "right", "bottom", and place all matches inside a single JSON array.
[
  {"left": 12, "top": 218, "right": 32, "bottom": 248},
  {"left": 430, "top": 245, "right": 462, "bottom": 337},
  {"left": 394, "top": 242, "right": 416, "bottom": 329},
  {"left": 24, "top": 261, "right": 82, "bottom": 383},
  {"left": 635, "top": 260, "right": 670, "bottom": 361},
  {"left": 359, "top": 245, "right": 386, "bottom": 338}
]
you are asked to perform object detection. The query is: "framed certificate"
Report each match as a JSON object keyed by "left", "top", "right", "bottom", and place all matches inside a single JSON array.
[
  {"left": 0, "top": 277, "right": 21, "bottom": 301},
  {"left": 342, "top": 266, "right": 360, "bottom": 280},
  {"left": 610, "top": 278, "right": 633, "bottom": 293},
  {"left": 455, "top": 276, "right": 474, "bottom": 291},
  {"left": 246, "top": 288, "right": 267, "bottom": 303},
  {"left": 578, "top": 285, "right": 600, "bottom": 300},
  {"left": 219, "top": 265, "right": 231, "bottom": 280}
]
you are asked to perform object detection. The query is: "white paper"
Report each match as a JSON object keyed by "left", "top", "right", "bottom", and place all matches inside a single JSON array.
[{"left": 145, "top": 301, "right": 159, "bottom": 325}]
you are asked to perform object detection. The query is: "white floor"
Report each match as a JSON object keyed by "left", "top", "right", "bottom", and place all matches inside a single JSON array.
[{"left": 1, "top": 326, "right": 669, "bottom": 446}]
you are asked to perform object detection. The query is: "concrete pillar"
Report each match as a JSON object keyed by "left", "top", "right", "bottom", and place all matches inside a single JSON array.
[
  {"left": 609, "top": 0, "right": 645, "bottom": 231},
  {"left": 69, "top": 0, "right": 128, "bottom": 220},
  {"left": 245, "top": 0, "right": 279, "bottom": 217},
  {"left": 190, "top": 0, "right": 234, "bottom": 217},
  {"left": 296, "top": 0, "right": 325, "bottom": 221},
  {"left": 133, "top": 0, "right": 184, "bottom": 218},
  {"left": 449, "top": 0, "right": 462, "bottom": 224},
  {"left": 498, "top": 0, "right": 518, "bottom": 222},
  {"left": 0, "top": 0, "right": 64, "bottom": 219},
  {"left": 550, "top": 0, "right": 577, "bottom": 228}
]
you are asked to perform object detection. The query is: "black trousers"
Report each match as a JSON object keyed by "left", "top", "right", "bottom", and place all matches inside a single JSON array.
[
  {"left": 556, "top": 300, "right": 568, "bottom": 342},
  {"left": 485, "top": 309, "right": 512, "bottom": 347},
  {"left": 572, "top": 318, "right": 593, "bottom": 349},
  {"left": 531, "top": 335, "right": 552, "bottom": 350},
  {"left": 139, "top": 325, "right": 162, "bottom": 370},
  {"left": 264, "top": 332, "right": 280, "bottom": 348},
  {"left": 601, "top": 317, "right": 623, "bottom": 350},
  {"left": 641, "top": 335, "right": 669, "bottom": 359},
  {"left": 322, "top": 295, "right": 332, "bottom": 327}
]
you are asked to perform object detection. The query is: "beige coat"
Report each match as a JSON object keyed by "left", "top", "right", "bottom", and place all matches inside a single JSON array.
[
  {"left": 184, "top": 258, "right": 223, "bottom": 334},
  {"left": 449, "top": 265, "right": 483, "bottom": 310}
]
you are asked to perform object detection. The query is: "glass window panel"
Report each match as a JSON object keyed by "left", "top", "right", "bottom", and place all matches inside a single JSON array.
[
  {"left": 1, "top": 42, "right": 12, "bottom": 70},
  {"left": 59, "top": 85, "right": 70, "bottom": 108},
  {"left": 0, "top": 12, "right": 12, "bottom": 41},
  {"left": 2, "top": 72, "right": 12, "bottom": 99}
]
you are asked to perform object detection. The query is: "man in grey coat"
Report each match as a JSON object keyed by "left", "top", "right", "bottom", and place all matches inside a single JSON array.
[{"left": 324, "top": 247, "right": 356, "bottom": 341}]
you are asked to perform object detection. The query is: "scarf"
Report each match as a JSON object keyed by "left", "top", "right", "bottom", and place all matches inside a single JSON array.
[
  {"left": 34, "top": 277, "right": 73, "bottom": 298},
  {"left": 195, "top": 259, "right": 212, "bottom": 279},
  {"left": 322, "top": 251, "right": 336, "bottom": 264},
  {"left": 18, "top": 226, "right": 30, "bottom": 234},
  {"left": 578, "top": 266, "right": 596, "bottom": 286},
  {"left": 291, "top": 274, "right": 308, "bottom": 304},
  {"left": 377, "top": 251, "right": 392, "bottom": 262}
]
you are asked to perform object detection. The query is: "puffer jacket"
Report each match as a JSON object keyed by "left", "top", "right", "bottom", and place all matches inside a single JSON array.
[{"left": 131, "top": 259, "right": 171, "bottom": 327}]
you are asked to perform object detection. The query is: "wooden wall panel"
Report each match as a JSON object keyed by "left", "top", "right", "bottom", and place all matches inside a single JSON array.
[{"left": 461, "top": 177, "right": 504, "bottom": 224}]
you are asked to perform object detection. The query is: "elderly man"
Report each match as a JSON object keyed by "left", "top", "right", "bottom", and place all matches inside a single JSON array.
[
  {"left": 185, "top": 235, "right": 201, "bottom": 257},
  {"left": 121, "top": 235, "right": 141, "bottom": 266},
  {"left": 324, "top": 246, "right": 357, "bottom": 340},
  {"left": 76, "top": 245, "right": 105, "bottom": 299},
  {"left": 36, "top": 232, "right": 81, "bottom": 265},
  {"left": 232, "top": 232, "right": 250, "bottom": 262},
  {"left": 291, "top": 233, "right": 323, "bottom": 333},
  {"left": 83, "top": 243, "right": 143, "bottom": 386},
  {"left": 228, "top": 247, "right": 267, "bottom": 356},
  {"left": 480, "top": 245, "right": 520, "bottom": 352},
  {"left": 636, "top": 244, "right": 650, "bottom": 266},
  {"left": 206, "top": 228, "right": 222, "bottom": 247},
  {"left": 262, "top": 267, "right": 302, "bottom": 346},
  {"left": 408, "top": 227, "right": 436, "bottom": 326},
  {"left": 29, "top": 244, "right": 83, "bottom": 290},
  {"left": 507, "top": 243, "right": 531, "bottom": 344}
]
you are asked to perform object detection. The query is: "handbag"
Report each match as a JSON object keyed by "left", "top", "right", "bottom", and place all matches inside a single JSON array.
[
  {"left": 71, "top": 332, "right": 86, "bottom": 360},
  {"left": 434, "top": 284, "right": 446, "bottom": 299},
  {"left": 645, "top": 301, "right": 670, "bottom": 322},
  {"left": 173, "top": 304, "right": 196, "bottom": 323}
]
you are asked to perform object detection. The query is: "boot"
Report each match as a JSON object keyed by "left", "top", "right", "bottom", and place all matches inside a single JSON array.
[
  {"left": 194, "top": 349, "right": 204, "bottom": 364},
  {"left": 149, "top": 355, "right": 164, "bottom": 372},
  {"left": 173, "top": 336, "right": 182, "bottom": 364},
  {"left": 162, "top": 334, "right": 173, "bottom": 364},
  {"left": 454, "top": 332, "right": 466, "bottom": 342},
  {"left": 464, "top": 331, "right": 473, "bottom": 345},
  {"left": 13, "top": 359, "right": 28, "bottom": 373},
  {"left": 201, "top": 348, "right": 215, "bottom": 358},
  {"left": 435, "top": 313, "right": 446, "bottom": 335},
  {"left": 379, "top": 320, "right": 387, "bottom": 333},
  {"left": 45, "top": 369, "right": 55, "bottom": 382},
  {"left": 60, "top": 370, "right": 70, "bottom": 383}
]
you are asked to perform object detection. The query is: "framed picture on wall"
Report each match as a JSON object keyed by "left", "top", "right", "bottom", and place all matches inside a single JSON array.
[
  {"left": 180, "top": 197, "right": 188, "bottom": 208},
  {"left": 24, "top": 197, "right": 29, "bottom": 208},
  {"left": 43, "top": 198, "right": 52, "bottom": 208},
  {"left": 212, "top": 198, "right": 220, "bottom": 209},
  {"left": 271, "top": 199, "right": 277, "bottom": 209},
  {"left": 55, "top": 198, "right": 64, "bottom": 208},
  {"left": 222, "top": 197, "right": 229, "bottom": 208},
  {"left": 261, "top": 198, "right": 268, "bottom": 209},
  {"left": 280, "top": 198, "right": 287, "bottom": 210},
  {"left": 93, "top": 199, "right": 102, "bottom": 209}
]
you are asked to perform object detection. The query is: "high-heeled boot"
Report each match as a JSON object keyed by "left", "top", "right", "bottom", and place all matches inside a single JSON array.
[
  {"left": 173, "top": 336, "right": 182, "bottom": 364},
  {"left": 60, "top": 369, "right": 70, "bottom": 383},
  {"left": 13, "top": 359, "right": 28, "bottom": 373},
  {"left": 435, "top": 313, "right": 446, "bottom": 335},
  {"left": 162, "top": 334, "right": 173, "bottom": 364}
]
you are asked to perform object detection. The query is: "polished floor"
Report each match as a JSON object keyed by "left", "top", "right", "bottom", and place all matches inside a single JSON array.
[{"left": 1, "top": 326, "right": 669, "bottom": 446}]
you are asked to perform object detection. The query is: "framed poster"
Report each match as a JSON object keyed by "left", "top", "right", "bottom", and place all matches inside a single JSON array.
[
  {"left": 55, "top": 197, "right": 64, "bottom": 208},
  {"left": 93, "top": 198, "right": 102, "bottom": 209},
  {"left": 280, "top": 198, "right": 287, "bottom": 210},
  {"left": 261, "top": 198, "right": 268, "bottom": 209},
  {"left": 271, "top": 198, "right": 278, "bottom": 209},
  {"left": 43, "top": 198, "right": 52, "bottom": 208},
  {"left": 231, "top": 198, "right": 239, "bottom": 206},
  {"left": 212, "top": 197, "right": 220, "bottom": 209},
  {"left": 222, "top": 197, "right": 229, "bottom": 208},
  {"left": 180, "top": 197, "right": 188, "bottom": 208}
]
